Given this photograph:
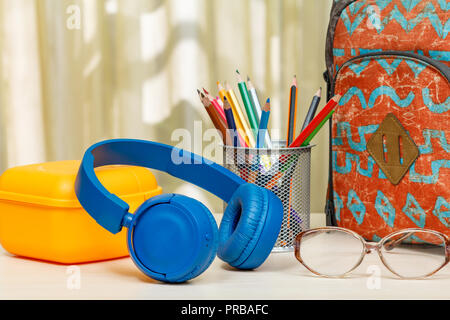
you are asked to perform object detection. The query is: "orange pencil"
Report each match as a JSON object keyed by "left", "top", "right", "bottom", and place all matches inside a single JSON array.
[
  {"left": 203, "top": 88, "right": 227, "bottom": 123},
  {"left": 198, "top": 90, "right": 230, "bottom": 145},
  {"left": 265, "top": 172, "right": 283, "bottom": 189},
  {"left": 248, "top": 170, "right": 258, "bottom": 184}
]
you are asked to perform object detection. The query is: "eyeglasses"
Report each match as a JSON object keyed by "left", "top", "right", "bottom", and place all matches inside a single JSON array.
[{"left": 294, "top": 227, "right": 449, "bottom": 279}]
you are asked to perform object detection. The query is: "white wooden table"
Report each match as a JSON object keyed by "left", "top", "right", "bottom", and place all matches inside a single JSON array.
[{"left": 0, "top": 213, "right": 448, "bottom": 300}]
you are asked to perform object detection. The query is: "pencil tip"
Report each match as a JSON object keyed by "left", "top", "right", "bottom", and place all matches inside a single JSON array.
[
  {"left": 262, "top": 98, "right": 271, "bottom": 112},
  {"left": 247, "top": 76, "right": 251, "bottom": 82},
  {"left": 316, "top": 87, "right": 322, "bottom": 96},
  {"left": 223, "top": 97, "right": 231, "bottom": 110},
  {"left": 235, "top": 70, "right": 243, "bottom": 82},
  {"left": 197, "top": 89, "right": 201, "bottom": 94},
  {"left": 203, "top": 87, "right": 209, "bottom": 95}
]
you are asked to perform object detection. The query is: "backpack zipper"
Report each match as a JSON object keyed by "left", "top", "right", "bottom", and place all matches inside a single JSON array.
[{"left": 331, "top": 51, "right": 450, "bottom": 95}]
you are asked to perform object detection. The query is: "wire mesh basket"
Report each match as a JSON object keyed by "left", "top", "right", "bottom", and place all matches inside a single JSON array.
[{"left": 222, "top": 141, "right": 312, "bottom": 252}]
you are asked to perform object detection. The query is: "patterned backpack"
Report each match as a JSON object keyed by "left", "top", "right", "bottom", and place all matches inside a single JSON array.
[{"left": 324, "top": 0, "right": 450, "bottom": 240}]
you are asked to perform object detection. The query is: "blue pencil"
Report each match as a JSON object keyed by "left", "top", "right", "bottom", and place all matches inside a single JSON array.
[
  {"left": 257, "top": 98, "right": 271, "bottom": 148},
  {"left": 223, "top": 96, "right": 240, "bottom": 147}
]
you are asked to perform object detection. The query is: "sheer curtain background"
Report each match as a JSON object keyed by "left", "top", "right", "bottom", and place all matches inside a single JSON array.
[{"left": 0, "top": 0, "right": 333, "bottom": 214}]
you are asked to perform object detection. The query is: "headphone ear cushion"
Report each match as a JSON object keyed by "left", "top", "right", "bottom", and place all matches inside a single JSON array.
[{"left": 218, "top": 183, "right": 283, "bottom": 269}]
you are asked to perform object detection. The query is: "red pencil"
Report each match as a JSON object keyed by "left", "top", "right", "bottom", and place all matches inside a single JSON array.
[
  {"left": 289, "top": 95, "right": 341, "bottom": 148},
  {"left": 203, "top": 88, "right": 227, "bottom": 123}
]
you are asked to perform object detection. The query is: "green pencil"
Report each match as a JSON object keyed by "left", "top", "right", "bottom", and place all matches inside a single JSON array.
[
  {"left": 236, "top": 70, "right": 258, "bottom": 139},
  {"left": 301, "top": 109, "right": 335, "bottom": 146}
]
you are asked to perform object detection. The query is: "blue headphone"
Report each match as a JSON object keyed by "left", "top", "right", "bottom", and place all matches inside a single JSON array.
[{"left": 74, "top": 139, "right": 283, "bottom": 283}]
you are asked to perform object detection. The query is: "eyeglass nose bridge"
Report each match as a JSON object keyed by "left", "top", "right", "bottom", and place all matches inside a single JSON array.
[{"left": 364, "top": 242, "right": 379, "bottom": 254}]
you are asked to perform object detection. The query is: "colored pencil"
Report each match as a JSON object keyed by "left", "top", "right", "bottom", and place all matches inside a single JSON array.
[
  {"left": 265, "top": 172, "right": 283, "bottom": 189},
  {"left": 300, "top": 87, "right": 322, "bottom": 131},
  {"left": 223, "top": 96, "right": 240, "bottom": 147},
  {"left": 217, "top": 81, "right": 228, "bottom": 101},
  {"left": 236, "top": 70, "right": 258, "bottom": 139},
  {"left": 246, "top": 77, "right": 262, "bottom": 119},
  {"left": 247, "top": 76, "right": 273, "bottom": 148},
  {"left": 217, "top": 81, "right": 248, "bottom": 147},
  {"left": 203, "top": 88, "right": 226, "bottom": 123},
  {"left": 216, "top": 96, "right": 224, "bottom": 107},
  {"left": 248, "top": 170, "right": 258, "bottom": 184},
  {"left": 225, "top": 81, "right": 256, "bottom": 148},
  {"left": 286, "top": 75, "right": 298, "bottom": 146},
  {"left": 301, "top": 109, "right": 335, "bottom": 146},
  {"left": 239, "top": 167, "right": 249, "bottom": 181},
  {"left": 289, "top": 95, "right": 341, "bottom": 148},
  {"left": 257, "top": 98, "right": 271, "bottom": 148},
  {"left": 198, "top": 89, "right": 229, "bottom": 145}
]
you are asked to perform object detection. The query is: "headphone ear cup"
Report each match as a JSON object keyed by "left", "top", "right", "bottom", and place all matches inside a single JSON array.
[
  {"left": 171, "top": 195, "right": 219, "bottom": 283},
  {"left": 218, "top": 183, "right": 283, "bottom": 269},
  {"left": 127, "top": 194, "right": 218, "bottom": 283}
]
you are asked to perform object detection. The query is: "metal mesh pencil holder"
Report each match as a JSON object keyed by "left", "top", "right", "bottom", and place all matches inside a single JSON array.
[{"left": 222, "top": 141, "right": 312, "bottom": 252}]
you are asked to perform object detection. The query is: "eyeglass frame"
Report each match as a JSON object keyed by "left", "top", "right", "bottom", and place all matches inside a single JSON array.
[{"left": 294, "top": 226, "right": 450, "bottom": 279}]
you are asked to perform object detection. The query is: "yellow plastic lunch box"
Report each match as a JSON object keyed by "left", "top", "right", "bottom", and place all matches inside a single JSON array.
[{"left": 0, "top": 160, "right": 162, "bottom": 264}]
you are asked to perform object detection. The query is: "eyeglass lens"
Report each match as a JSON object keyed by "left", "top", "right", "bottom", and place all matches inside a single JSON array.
[
  {"left": 298, "top": 229, "right": 364, "bottom": 277},
  {"left": 380, "top": 230, "right": 447, "bottom": 278},
  {"left": 298, "top": 228, "right": 447, "bottom": 278}
]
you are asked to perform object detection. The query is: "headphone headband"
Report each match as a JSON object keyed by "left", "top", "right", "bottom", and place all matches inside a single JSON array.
[{"left": 75, "top": 139, "right": 245, "bottom": 233}]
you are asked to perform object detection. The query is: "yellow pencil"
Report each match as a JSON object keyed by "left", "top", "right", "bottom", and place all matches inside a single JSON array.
[
  {"left": 224, "top": 81, "right": 256, "bottom": 148},
  {"left": 218, "top": 81, "right": 248, "bottom": 147},
  {"left": 217, "top": 81, "right": 228, "bottom": 102},
  {"left": 218, "top": 81, "right": 250, "bottom": 147}
]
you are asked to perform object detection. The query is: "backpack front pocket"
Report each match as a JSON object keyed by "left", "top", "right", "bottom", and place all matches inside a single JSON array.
[{"left": 329, "top": 52, "right": 450, "bottom": 240}]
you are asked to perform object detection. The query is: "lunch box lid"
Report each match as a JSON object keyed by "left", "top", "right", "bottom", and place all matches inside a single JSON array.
[{"left": 0, "top": 160, "right": 162, "bottom": 208}]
